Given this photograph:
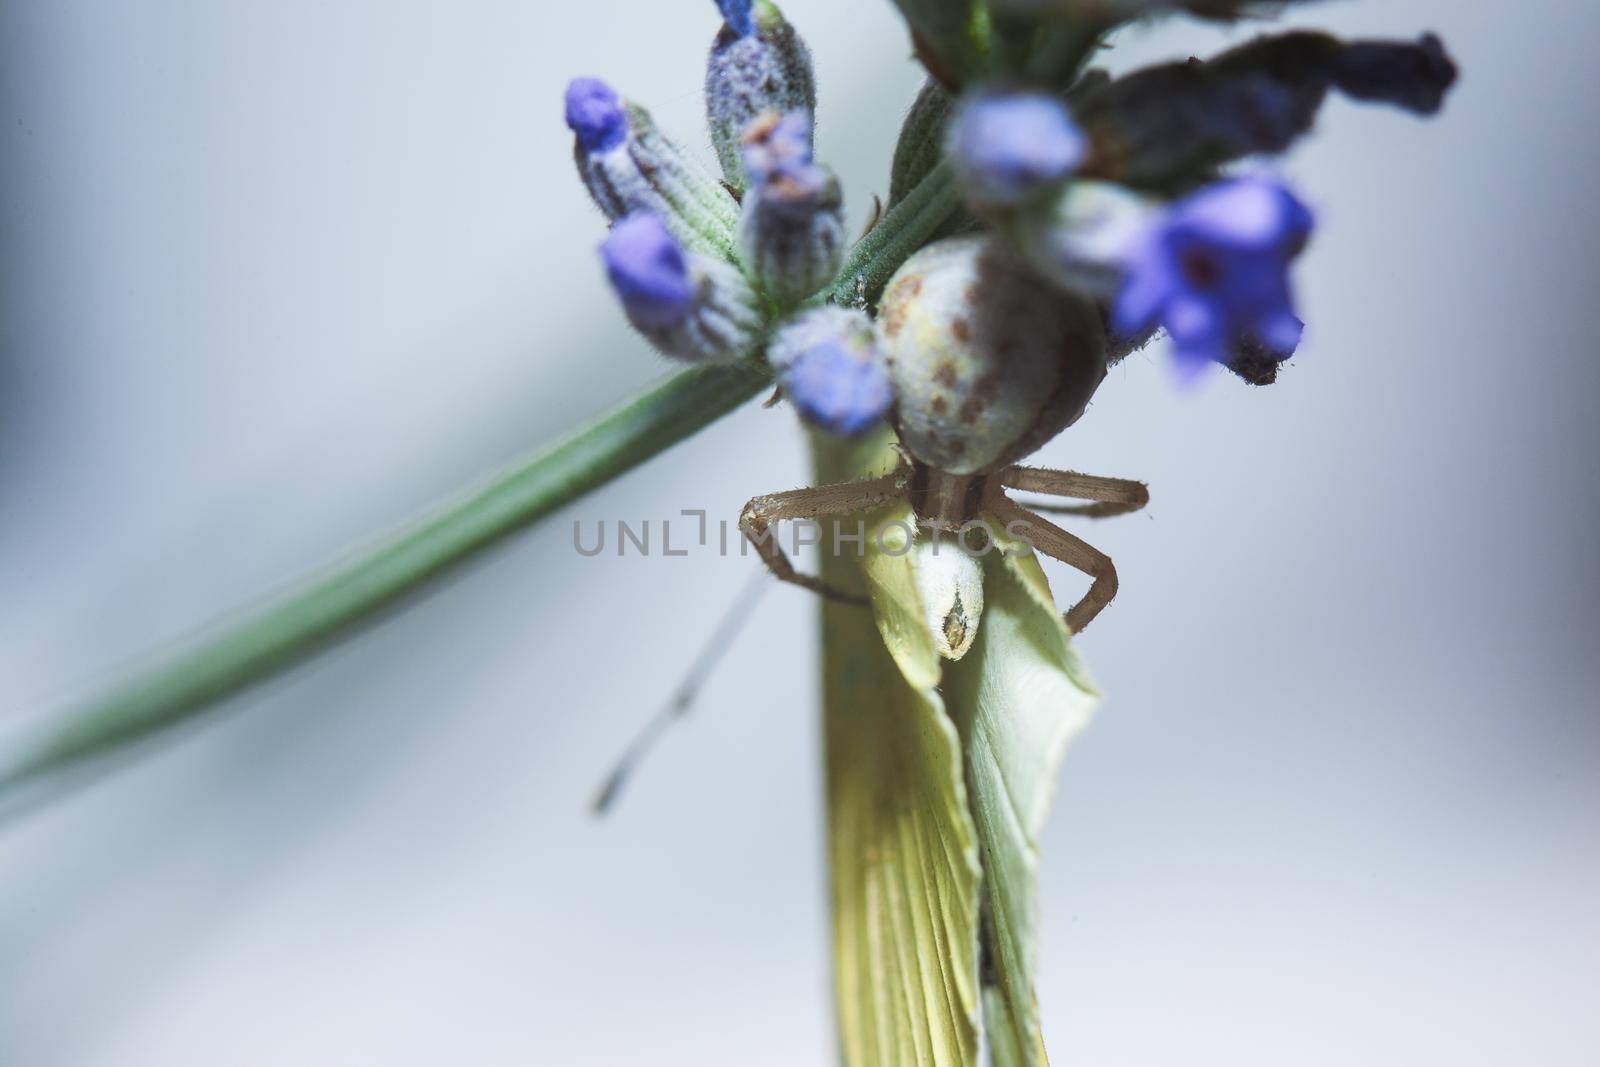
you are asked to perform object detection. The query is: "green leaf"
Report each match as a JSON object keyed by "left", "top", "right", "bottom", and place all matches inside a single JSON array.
[
  {"left": 889, "top": 0, "right": 992, "bottom": 89},
  {"left": 0, "top": 362, "right": 767, "bottom": 809},
  {"left": 888, "top": 80, "right": 953, "bottom": 212},
  {"left": 829, "top": 162, "right": 962, "bottom": 311},
  {"left": 816, "top": 433, "right": 981, "bottom": 1067},
  {"left": 945, "top": 524, "right": 1101, "bottom": 1067},
  {"left": 0, "top": 134, "right": 965, "bottom": 818},
  {"left": 818, "top": 466, "right": 1100, "bottom": 1066}
]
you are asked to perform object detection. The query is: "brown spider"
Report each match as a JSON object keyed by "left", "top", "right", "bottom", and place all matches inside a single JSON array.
[{"left": 741, "top": 235, "right": 1149, "bottom": 637}]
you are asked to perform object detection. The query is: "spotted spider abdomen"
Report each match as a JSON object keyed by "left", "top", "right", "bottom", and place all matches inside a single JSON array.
[{"left": 876, "top": 235, "right": 1108, "bottom": 475}]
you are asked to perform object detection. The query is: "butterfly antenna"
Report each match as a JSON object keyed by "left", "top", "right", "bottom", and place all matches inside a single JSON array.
[{"left": 591, "top": 569, "right": 770, "bottom": 816}]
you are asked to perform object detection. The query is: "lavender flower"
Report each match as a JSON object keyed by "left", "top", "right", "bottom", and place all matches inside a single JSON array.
[
  {"left": 1015, "top": 181, "right": 1157, "bottom": 299},
  {"left": 1028, "top": 0, "right": 1323, "bottom": 20},
  {"left": 948, "top": 90, "right": 1087, "bottom": 209},
  {"left": 599, "top": 214, "right": 763, "bottom": 363},
  {"left": 716, "top": 0, "right": 756, "bottom": 37},
  {"left": 1329, "top": 33, "right": 1458, "bottom": 115},
  {"left": 767, "top": 308, "right": 893, "bottom": 437},
  {"left": 564, "top": 78, "right": 741, "bottom": 259},
  {"left": 738, "top": 112, "right": 845, "bottom": 307},
  {"left": 1114, "top": 176, "right": 1312, "bottom": 375},
  {"left": 563, "top": 77, "right": 628, "bottom": 154},
  {"left": 742, "top": 108, "right": 809, "bottom": 177},
  {"left": 1074, "top": 31, "right": 1459, "bottom": 191},
  {"left": 705, "top": 0, "right": 817, "bottom": 189},
  {"left": 601, "top": 214, "right": 698, "bottom": 327}
]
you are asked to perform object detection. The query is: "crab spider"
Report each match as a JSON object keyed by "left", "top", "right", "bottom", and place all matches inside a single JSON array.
[
  {"left": 740, "top": 460, "right": 1146, "bottom": 634},
  {"left": 741, "top": 235, "right": 1149, "bottom": 637}
]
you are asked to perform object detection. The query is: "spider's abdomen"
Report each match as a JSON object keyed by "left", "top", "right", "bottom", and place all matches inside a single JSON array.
[{"left": 877, "top": 236, "right": 1108, "bottom": 475}]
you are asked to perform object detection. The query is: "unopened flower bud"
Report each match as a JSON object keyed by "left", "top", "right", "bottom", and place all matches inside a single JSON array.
[
  {"left": 948, "top": 89, "right": 1086, "bottom": 211},
  {"left": 1001, "top": 0, "right": 1317, "bottom": 21},
  {"left": 1328, "top": 33, "right": 1457, "bottom": 116},
  {"left": 912, "top": 533, "right": 985, "bottom": 661},
  {"left": 601, "top": 214, "right": 762, "bottom": 364},
  {"left": 1074, "top": 31, "right": 1458, "bottom": 190},
  {"left": 565, "top": 77, "right": 629, "bottom": 154},
  {"left": 742, "top": 110, "right": 813, "bottom": 186},
  {"left": 715, "top": 0, "right": 756, "bottom": 35},
  {"left": 738, "top": 112, "right": 846, "bottom": 307},
  {"left": 565, "top": 78, "right": 741, "bottom": 259},
  {"left": 705, "top": 0, "right": 817, "bottom": 191},
  {"left": 1012, "top": 181, "right": 1157, "bottom": 299},
  {"left": 766, "top": 308, "right": 892, "bottom": 438}
]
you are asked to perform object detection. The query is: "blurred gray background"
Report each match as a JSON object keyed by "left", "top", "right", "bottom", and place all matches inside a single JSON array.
[{"left": 1, "top": 1, "right": 1595, "bottom": 1064}]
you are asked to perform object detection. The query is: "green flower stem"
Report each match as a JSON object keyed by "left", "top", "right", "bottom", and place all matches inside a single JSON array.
[
  {"left": 829, "top": 161, "right": 961, "bottom": 309},
  {"left": 0, "top": 145, "right": 957, "bottom": 816},
  {"left": 0, "top": 362, "right": 767, "bottom": 805}
]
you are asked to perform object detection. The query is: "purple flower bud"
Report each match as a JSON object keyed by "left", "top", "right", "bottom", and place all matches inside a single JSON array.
[
  {"left": 1073, "top": 32, "right": 1458, "bottom": 191},
  {"left": 786, "top": 343, "right": 893, "bottom": 437},
  {"left": 716, "top": 0, "right": 756, "bottom": 37},
  {"left": 1205, "top": 76, "right": 1313, "bottom": 156},
  {"left": 1114, "top": 176, "right": 1313, "bottom": 376},
  {"left": 738, "top": 112, "right": 845, "bottom": 306},
  {"left": 1016, "top": 181, "right": 1157, "bottom": 300},
  {"left": 742, "top": 111, "right": 821, "bottom": 195},
  {"left": 948, "top": 90, "right": 1087, "bottom": 208},
  {"left": 1330, "top": 33, "right": 1458, "bottom": 116},
  {"left": 705, "top": 0, "right": 816, "bottom": 189},
  {"left": 768, "top": 309, "right": 892, "bottom": 437},
  {"left": 566, "top": 86, "right": 741, "bottom": 259},
  {"left": 564, "top": 77, "right": 628, "bottom": 154},
  {"left": 599, "top": 214, "right": 763, "bottom": 363},
  {"left": 601, "top": 214, "right": 697, "bottom": 327}
]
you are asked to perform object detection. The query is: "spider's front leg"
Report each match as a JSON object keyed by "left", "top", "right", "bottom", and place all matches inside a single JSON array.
[
  {"left": 739, "top": 472, "right": 906, "bottom": 606},
  {"left": 987, "top": 493, "right": 1120, "bottom": 635},
  {"left": 1000, "top": 465, "right": 1150, "bottom": 519}
]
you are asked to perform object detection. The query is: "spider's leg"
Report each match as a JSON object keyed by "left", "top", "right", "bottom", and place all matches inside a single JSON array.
[
  {"left": 1000, "top": 465, "right": 1149, "bottom": 519},
  {"left": 988, "top": 493, "right": 1120, "bottom": 635},
  {"left": 739, "top": 472, "right": 905, "bottom": 606}
]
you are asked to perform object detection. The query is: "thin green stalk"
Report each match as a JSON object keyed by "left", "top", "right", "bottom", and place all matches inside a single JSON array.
[
  {"left": 0, "top": 362, "right": 767, "bottom": 804},
  {"left": 829, "top": 161, "right": 961, "bottom": 309},
  {"left": 0, "top": 149, "right": 957, "bottom": 817}
]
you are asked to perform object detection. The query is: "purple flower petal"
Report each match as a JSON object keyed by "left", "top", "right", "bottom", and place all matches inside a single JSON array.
[
  {"left": 742, "top": 111, "right": 819, "bottom": 191},
  {"left": 1176, "top": 177, "right": 1311, "bottom": 251},
  {"left": 716, "top": 0, "right": 756, "bottom": 37},
  {"left": 949, "top": 90, "right": 1087, "bottom": 206},
  {"left": 564, "top": 77, "right": 628, "bottom": 154},
  {"left": 769, "top": 309, "right": 892, "bottom": 437},
  {"left": 1330, "top": 33, "right": 1458, "bottom": 116},
  {"left": 600, "top": 214, "right": 697, "bottom": 327},
  {"left": 1115, "top": 175, "right": 1314, "bottom": 375},
  {"left": 1259, "top": 311, "right": 1306, "bottom": 356},
  {"left": 783, "top": 341, "right": 892, "bottom": 437}
]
